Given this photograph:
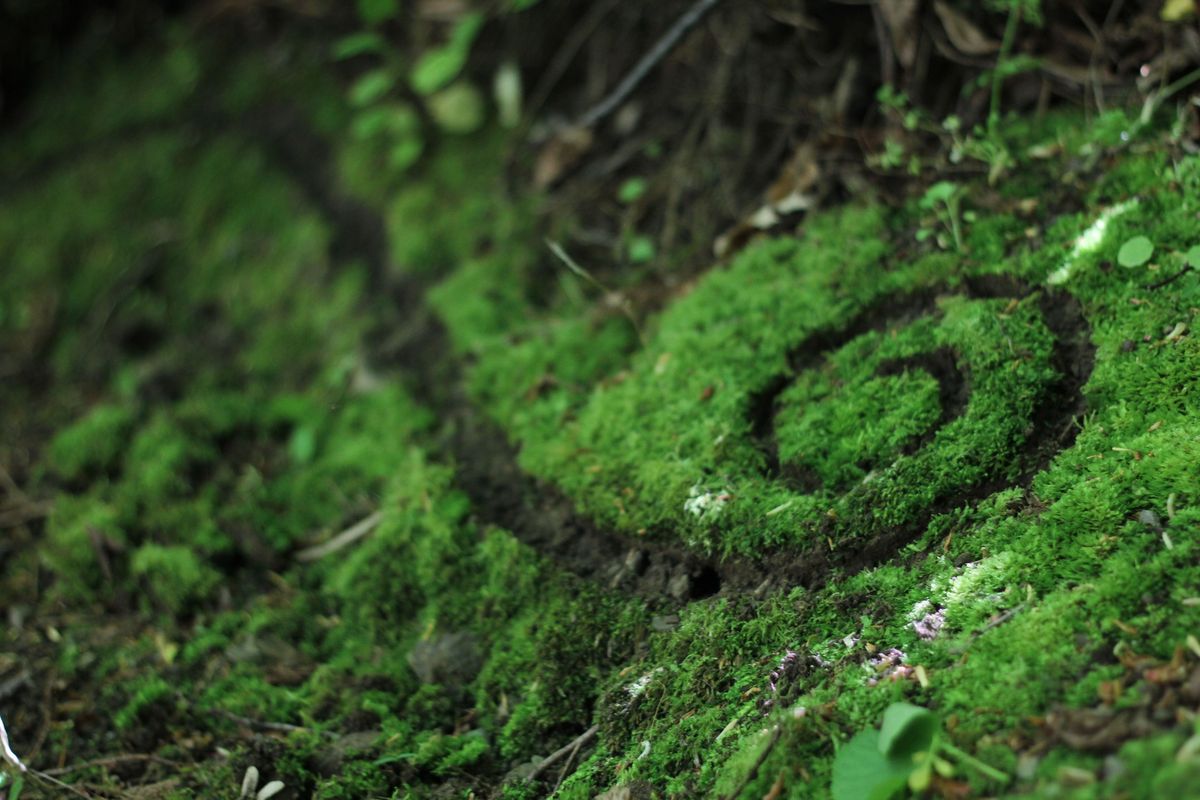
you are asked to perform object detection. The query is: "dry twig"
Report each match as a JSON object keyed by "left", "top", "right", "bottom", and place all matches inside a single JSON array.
[
  {"left": 574, "top": 0, "right": 724, "bottom": 129},
  {"left": 526, "top": 724, "right": 599, "bottom": 783},
  {"left": 295, "top": 511, "right": 384, "bottom": 562}
]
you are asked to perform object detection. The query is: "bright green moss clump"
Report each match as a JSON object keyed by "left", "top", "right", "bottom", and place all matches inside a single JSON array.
[
  {"left": 130, "top": 544, "right": 221, "bottom": 614},
  {"left": 47, "top": 404, "right": 136, "bottom": 481}
]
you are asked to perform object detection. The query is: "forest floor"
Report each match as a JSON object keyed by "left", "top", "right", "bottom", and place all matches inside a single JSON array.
[{"left": 3, "top": 2, "right": 1200, "bottom": 798}]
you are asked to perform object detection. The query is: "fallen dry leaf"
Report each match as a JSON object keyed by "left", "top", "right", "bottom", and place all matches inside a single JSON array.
[
  {"left": 714, "top": 143, "right": 823, "bottom": 258},
  {"left": 878, "top": 0, "right": 921, "bottom": 68},
  {"left": 534, "top": 126, "right": 594, "bottom": 188},
  {"left": 933, "top": 1, "right": 999, "bottom": 56}
]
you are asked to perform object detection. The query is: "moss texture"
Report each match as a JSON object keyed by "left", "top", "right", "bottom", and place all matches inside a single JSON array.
[{"left": 2, "top": 25, "right": 1200, "bottom": 800}]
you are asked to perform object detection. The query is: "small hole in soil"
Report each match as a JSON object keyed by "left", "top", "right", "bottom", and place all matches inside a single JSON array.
[{"left": 689, "top": 566, "right": 721, "bottom": 599}]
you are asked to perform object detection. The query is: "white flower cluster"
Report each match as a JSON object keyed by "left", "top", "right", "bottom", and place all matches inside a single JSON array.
[
  {"left": 1047, "top": 200, "right": 1138, "bottom": 285},
  {"left": 683, "top": 484, "right": 731, "bottom": 519}
]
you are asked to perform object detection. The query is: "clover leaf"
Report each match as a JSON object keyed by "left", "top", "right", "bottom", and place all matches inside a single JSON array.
[{"left": 1118, "top": 235, "right": 1154, "bottom": 268}]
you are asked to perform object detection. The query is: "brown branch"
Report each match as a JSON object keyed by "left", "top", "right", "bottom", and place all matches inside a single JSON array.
[
  {"left": 526, "top": 724, "right": 599, "bottom": 783},
  {"left": 294, "top": 511, "right": 384, "bottom": 562},
  {"left": 41, "top": 753, "right": 178, "bottom": 777},
  {"left": 574, "top": 0, "right": 724, "bottom": 129},
  {"left": 0, "top": 502, "right": 52, "bottom": 528},
  {"left": 213, "top": 708, "right": 320, "bottom": 736}
]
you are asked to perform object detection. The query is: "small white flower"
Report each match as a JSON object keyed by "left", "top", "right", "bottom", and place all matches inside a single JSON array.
[
  {"left": 625, "top": 668, "right": 664, "bottom": 700},
  {"left": 1047, "top": 200, "right": 1138, "bottom": 285},
  {"left": 906, "top": 599, "right": 933, "bottom": 621},
  {"left": 684, "top": 484, "right": 731, "bottom": 519}
]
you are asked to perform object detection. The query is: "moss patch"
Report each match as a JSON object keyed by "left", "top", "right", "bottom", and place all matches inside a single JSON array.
[{"left": 3, "top": 22, "right": 1200, "bottom": 800}]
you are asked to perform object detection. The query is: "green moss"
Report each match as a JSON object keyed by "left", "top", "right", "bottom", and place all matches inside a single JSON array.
[
  {"left": 129, "top": 543, "right": 221, "bottom": 614},
  {"left": 43, "top": 493, "right": 126, "bottom": 602},
  {"left": 47, "top": 404, "right": 137, "bottom": 481},
  {"left": 8, "top": 29, "right": 1200, "bottom": 800},
  {"left": 313, "top": 760, "right": 390, "bottom": 799},
  {"left": 114, "top": 675, "right": 176, "bottom": 730}
]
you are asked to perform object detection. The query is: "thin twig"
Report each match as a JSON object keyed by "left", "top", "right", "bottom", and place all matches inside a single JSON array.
[
  {"left": 295, "top": 511, "right": 384, "bottom": 562},
  {"left": 545, "top": 240, "right": 645, "bottom": 347},
  {"left": 0, "top": 671, "right": 31, "bottom": 703},
  {"left": 41, "top": 753, "right": 178, "bottom": 777},
  {"left": 574, "top": 0, "right": 724, "bottom": 129},
  {"left": 989, "top": 2, "right": 1023, "bottom": 134},
  {"left": 552, "top": 724, "right": 590, "bottom": 793},
  {"left": 1139, "top": 66, "right": 1200, "bottom": 128},
  {"left": 524, "top": 0, "right": 622, "bottom": 124},
  {"left": 871, "top": 3, "right": 895, "bottom": 90},
  {"left": 526, "top": 724, "right": 599, "bottom": 783},
  {"left": 720, "top": 725, "right": 782, "bottom": 800},
  {"left": 950, "top": 604, "right": 1026, "bottom": 655},
  {"left": 213, "top": 708, "right": 326, "bottom": 737},
  {"left": 30, "top": 770, "right": 96, "bottom": 799},
  {"left": 0, "top": 464, "right": 28, "bottom": 504},
  {"left": 1145, "top": 265, "right": 1193, "bottom": 291},
  {"left": 0, "top": 502, "right": 52, "bottom": 529}
]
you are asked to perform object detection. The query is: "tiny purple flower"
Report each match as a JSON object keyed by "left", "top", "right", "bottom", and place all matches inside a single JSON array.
[{"left": 912, "top": 607, "right": 947, "bottom": 641}]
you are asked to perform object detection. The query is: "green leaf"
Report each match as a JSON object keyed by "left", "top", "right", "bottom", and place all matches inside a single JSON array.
[
  {"left": 358, "top": 103, "right": 419, "bottom": 138},
  {"left": 411, "top": 12, "right": 485, "bottom": 96},
  {"left": 289, "top": 426, "right": 316, "bottom": 464},
  {"left": 920, "top": 181, "right": 958, "bottom": 209},
  {"left": 1117, "top": 235, "right": 1154, "bottom": 268},
  {"left": 350, "top": 103, "right": 423, "bottom": 170},
  {"left": 628, "top": 235, "right": 656, "bottom": 263},
  {"left": 356, "top": 0, "right": 398, "bottom": 25},
  {"left": 878, "top": 702, "right": 938, "bottom": 759},
  {"left": 333, "top": 32, "right": 387, "bottom": 60},
  {"left": 493, "top": 61, "right": 523, "bottom": 128},
  {"left": 351, "top": 107, "right": 390, "bottom": 140},
  {"left": 832, "top": 730, "right": 913, "bottom": 800},
  {"left": 618, "top": 177, "right": 648, "bottom": 204},
  {"left": 389, "top": 138, "right": 424, "bottom": 172},
  {"left": 1185, "top": 244, "right": 1200, "bottom": 268},
  {"left": 349, "top": 69, "right": 395, "bottom": 107},
  {"left": 428, "top": 81, "right": 485, "bottom": 134},
  {"left": 908, "top": 759, "right": 934, "bottom": 792}
]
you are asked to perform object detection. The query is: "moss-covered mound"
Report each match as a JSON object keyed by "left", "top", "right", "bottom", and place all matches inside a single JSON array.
[{"left": 2, "top": 20, "right": 1200, "bottom": 800}]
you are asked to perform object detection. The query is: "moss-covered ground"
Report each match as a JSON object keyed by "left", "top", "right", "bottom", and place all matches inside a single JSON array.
[{"left": 3, "top": 20, "right": 1200, "bottom": 800}]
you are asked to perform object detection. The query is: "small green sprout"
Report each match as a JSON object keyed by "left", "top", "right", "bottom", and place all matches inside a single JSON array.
[
  {"left": 618, "top": 177, "right": 648, "bottom": 204},
  {"left": 627, "top": 234, "right": 656, "bottom": 263},
  {"left": 831, "top": 702, "right": 1008, "bottom": 800},
  {"left": 917, "top": 182, "right": 971, "bottom": 251},
  {"left": 1118, "top": 235, "right": 1154, "bottom": 268}
]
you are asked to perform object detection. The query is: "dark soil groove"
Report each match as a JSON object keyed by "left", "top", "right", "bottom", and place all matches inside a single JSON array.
[{"left": 24, "top": 109, "right": 1097, "bottom": 608}]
